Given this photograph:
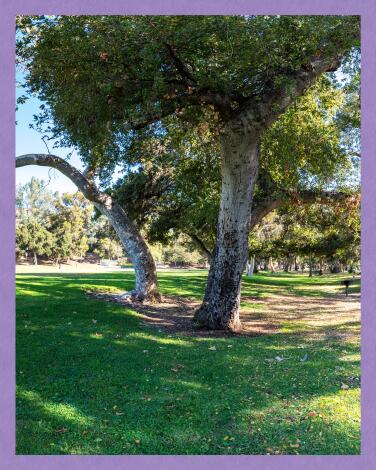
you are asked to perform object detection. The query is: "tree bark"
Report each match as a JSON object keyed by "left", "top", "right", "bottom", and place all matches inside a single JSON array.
[
  {"left": 194, "top": 124, "right": 259, "bottom": 331},
  {"left": 246, "top": 256, "right": 255, "bottom": 277},
  {"left": 269, "top": 257, "right": 275, "bottom": 273},
  {"left": 16, "top": 154, "right": 160, "bottom": 302}
]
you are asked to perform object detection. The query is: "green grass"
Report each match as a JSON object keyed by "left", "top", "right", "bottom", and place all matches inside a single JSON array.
[{"left": 16, "top": 271, "right": 360, "bottom": 455}]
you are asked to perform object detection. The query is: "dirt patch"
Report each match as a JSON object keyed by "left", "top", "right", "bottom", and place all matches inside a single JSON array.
[
  {"left": 242, "top": 293, "right": 360, "bottom": 341},
  {"left": 87, "top": 291, "right": 360, "bottom": 339}
]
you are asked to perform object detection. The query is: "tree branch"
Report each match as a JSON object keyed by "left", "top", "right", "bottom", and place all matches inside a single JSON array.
[
  {"left": 164, "top": 42, "right": 197, "bottom": 86},
  {"left": 188, "top": 233, "right": 213, "bottom": 262},
  {"left": 16, "top": 154, "right": 110, "bottom": 207},
  {"left": 232, "top": 54, "right": 343, "bottom": 129}
]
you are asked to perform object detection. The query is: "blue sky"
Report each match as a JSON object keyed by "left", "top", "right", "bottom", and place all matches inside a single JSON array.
[
  {"left": 16, "top": 80, "right": 124, "bottom": 193},
  {"left": 16, "top": 79, "right": 82, "bottom": 193}
]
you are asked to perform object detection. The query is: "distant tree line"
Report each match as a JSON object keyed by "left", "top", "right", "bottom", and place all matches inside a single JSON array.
[
  {"left": 16, "top": 177, "right": 207, "bottom": 266},
  {"left": 247, "top": 196, "right": 360, "bottom": 276}
]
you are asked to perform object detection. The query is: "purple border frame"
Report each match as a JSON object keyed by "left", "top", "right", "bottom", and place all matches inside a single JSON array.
[{"left": 1, "top": 1, "right": 375, "bottom": 468}]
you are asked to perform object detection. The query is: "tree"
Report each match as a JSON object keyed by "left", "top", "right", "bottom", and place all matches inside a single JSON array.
[
  {"left": 16, "top": 176, "right": 56, "bottom": 224},
  {"left": 16, "top": 177, "right": 56, "bottom": 264},
  {"left": 16, "top": 155, "right": 161, "bottom": 302},
  {"left": 94, "top": 237, "right": 124, "bottom": 260},
  {"left": 17, "top": 15, "right": 359, "bottom": 329},
  {"left": 48, "top": 192, "right": 93, "bottom": 263},
  {"left": 161, "top": 235, "right": 207, "bottom": 266},
  {"left": 16, "top": 219, "right": 55, "bottom": 264},
  {"left": 253, "top": 196, "right": 360, "bottom": 275}
]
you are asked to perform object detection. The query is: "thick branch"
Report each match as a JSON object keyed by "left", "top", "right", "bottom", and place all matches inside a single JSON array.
[
  {"left": 16, "top": 154, "right": 109, "bottom": 206},
  {"left": 232, "top": 54, "right": 343, "bottom": 129},
  {"left": 164, "top": 42, "right": 197, "bottom": 86}
]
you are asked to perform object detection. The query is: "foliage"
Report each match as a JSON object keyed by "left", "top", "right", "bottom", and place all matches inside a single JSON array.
[
  {"left": 249, "top": 196, "right": 360, "bottom": 271},
  {"left": 16, "top": 179, "right": 95, "bottom": 262},
  {"left": 160, "top": 235, "right": 208, "bottom": 266},
  {"left": 94, "top": 237, "right": 124, "bottom": 260},
  {"left": 16, "top": 219, "right": 55, "bottom": 261},
  {"left": 260, "top": 77, "right": 353, "bottom": 190},
  {"left": 17, "top": 15, "right": 359, "bottom": 177},
  {"left": 16, "top": 176, "right": 57, "bottom": 223},
  {"left": 48, "top": 193, "right": 93, "bottom": 261}
]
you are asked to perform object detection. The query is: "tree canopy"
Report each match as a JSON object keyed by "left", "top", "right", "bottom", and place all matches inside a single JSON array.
[{"left": 17, "top": 15, "right": 359, "bottom": 177}]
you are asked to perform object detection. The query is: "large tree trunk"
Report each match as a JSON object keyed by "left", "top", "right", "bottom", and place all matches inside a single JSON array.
[
  {"left": 194, "top": 124, "right": 259, "bottom": 331},
  {"left": 16, "top": 154, "right": 160, "bottom": 302}
]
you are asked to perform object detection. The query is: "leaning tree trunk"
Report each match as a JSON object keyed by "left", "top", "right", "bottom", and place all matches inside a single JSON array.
[
  {"left": 16, "top": 154, "right": 160, "bottom": 302},
  {"left": 194, "top": 124, "right": 259, "bottom": 331},
  {"left": 98, "top": 199, "right": 160, "bottom": 301}
]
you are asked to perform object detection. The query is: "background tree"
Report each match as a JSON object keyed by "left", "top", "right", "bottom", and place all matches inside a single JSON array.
[
  {"left": 48, "top": 192, "right": 93, "bottom": 263},
  {"left": 16, "top": 179, "right": 111, "bottom": 264},
  {"left": 250, "top": 196, "right": 360, "bottom": 275},
  {"left": 16, "top": 220, "right": 55, "bottom": 265},
  {"left": 94, "top": 237, "right": 124, "bottom": 260}
]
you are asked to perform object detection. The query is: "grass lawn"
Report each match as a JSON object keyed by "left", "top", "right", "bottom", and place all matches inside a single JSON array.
[{"left": 16, "top": 270, "right": 360, "bottom": 455}]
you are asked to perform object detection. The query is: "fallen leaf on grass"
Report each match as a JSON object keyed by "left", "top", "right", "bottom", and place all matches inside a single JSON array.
[{"left": 55, "top": 427, "right": 68, "bottom": 434}]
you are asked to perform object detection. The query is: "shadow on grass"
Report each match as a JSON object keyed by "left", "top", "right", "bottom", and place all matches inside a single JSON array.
[{"left": 16, "top": 272, "right": 360, "bottom": 455}]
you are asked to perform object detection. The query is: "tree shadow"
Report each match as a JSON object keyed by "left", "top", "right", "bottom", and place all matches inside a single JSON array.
[{"left": 16, "top": 273, "right": 360, "bottom": 455}]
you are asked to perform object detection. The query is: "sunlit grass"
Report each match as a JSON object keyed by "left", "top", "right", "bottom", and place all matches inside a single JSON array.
[{"left": 16, "top": 270, "right": 360, "bottom": 455}]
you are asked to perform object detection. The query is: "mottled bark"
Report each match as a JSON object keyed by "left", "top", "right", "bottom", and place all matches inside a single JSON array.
[
  {"left": 194, "top": 123, "right": 259, "bottom": 331},
  {"left": 246, "top": 256, "right": 255, "bottom": 277},
  {"left": 16, "top": 154, "right": 160, "bottom": 302}
]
